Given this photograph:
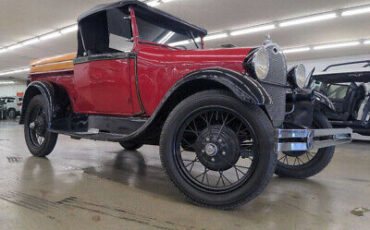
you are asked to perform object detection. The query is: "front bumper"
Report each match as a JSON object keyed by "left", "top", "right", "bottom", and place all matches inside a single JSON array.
[{"left": 275, "top": 128, "right": 352, "bottom": 152}]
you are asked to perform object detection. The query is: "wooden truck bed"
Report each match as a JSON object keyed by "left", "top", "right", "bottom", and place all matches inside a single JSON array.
[{"left": 30, "top": 53, "right": 76, "bottom": 74}]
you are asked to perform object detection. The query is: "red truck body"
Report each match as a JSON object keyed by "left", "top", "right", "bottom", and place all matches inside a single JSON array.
[{"left": 30, "top": 44, "right": 251, "bottom": 117}]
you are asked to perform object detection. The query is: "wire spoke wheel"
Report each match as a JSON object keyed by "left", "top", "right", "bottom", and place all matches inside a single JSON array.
[
  {"left": 275, "top": 112, "right": 335, "bottom": 178},
  {"left": 28, "top": 105, "right": 47, "bottom": 147},
  {"left": 160, "top": 90, "right": 276, "bottom": 208},
  {"left": 24, "top": 95, "right": 58, "bottom": 157},
  {"left": 174, "top": 108, "right": 259, "bottom": 193}
]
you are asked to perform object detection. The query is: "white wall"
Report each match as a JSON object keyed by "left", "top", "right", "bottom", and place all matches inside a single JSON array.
[
  {"left": 288, "top": 54, "right": 370, "bottom": 72},
  {"left": 0, "top": 83, "right": 26, "bottom": 97}
]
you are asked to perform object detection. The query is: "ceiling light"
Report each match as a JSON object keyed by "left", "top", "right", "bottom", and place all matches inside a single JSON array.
[
  {"left": 279, "top": 13, "right": 337, "bottom": 27},
  {"left": 147, "top": 0, "right": 160, "bottom": 7},
  {"left": 313, "top": 41, "right": 360, "bottom": 50},
  {"left": 22, "top": 38, "right": 40, "bottom": 46},
  {"left": 0, "top": 48, "right": 8, "bottom": 53},
  {"left": 168, "top": 40, "right": 190, "bottom": 46},
  {"left": 230, "top": 24, "right": 275, "bottom": 36},
  {"left": 7, "top": 43, "right": 24, "bottom": 50},
  {"left": 158, "top": 31, "right": 175, "bottom": 44},
  {"left": 364, "top": 40, "right": 370, "bottom": 45},
  {"left": 204, "top": 33, "right": 228, "bottom": 41},
  {"left": 60, "top": 24, "right": 78, "bottom": 34},
  {"left": 40, "top": 31, "right": 61, "bottom": 41},
  {"left": 342, "top": 6, "right": 370, "bottom": 16},
  {"left": 0, "top": 81, "right": 15, "bottom": 85},
  {"left": 0, "top": 68, "right": 30, "bottom": 76},
  {"left": 283, "top": 47, "right": 311, "bottom": 54}
]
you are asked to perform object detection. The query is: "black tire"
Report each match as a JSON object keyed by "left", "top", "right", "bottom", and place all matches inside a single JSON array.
[
  {"left": 275, "top": 112, "right": 335, "bottom": 179},
  {"left": 24, "top": 95, "right": 58, "bottom": 157},
  {"left": 160, "top": 90, "right": 276, "bottom": 209},
  {"left": 119, "top": 142, "right": 143, "bottom": 150},
  {"left": 7, "top": 109, "right": 16, "bottom": 119}
]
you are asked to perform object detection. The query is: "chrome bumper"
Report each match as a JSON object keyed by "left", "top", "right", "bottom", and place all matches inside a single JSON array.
[{"left": 275, "top": 128, "right": 352, "bottom": 152}]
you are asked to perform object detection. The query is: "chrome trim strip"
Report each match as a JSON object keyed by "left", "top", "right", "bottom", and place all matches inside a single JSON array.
[
  {"left": 275, "top": 129, "right": 310, "bottom": 138},
  {"left": 276, "top": 142, "right": 308, "bottom": 152},
  {"left": 313, "top": 128, "right": 352, "bottom": 137},
  {"left": 275, "top": 128, "right": 352, "bottom": 152}
]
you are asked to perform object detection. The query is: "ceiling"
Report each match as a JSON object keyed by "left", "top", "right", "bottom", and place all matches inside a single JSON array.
[{"left": 0, "top": 0, "right": 370, "bottom": 80}]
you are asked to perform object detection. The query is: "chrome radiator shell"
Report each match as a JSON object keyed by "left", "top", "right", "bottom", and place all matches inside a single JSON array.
[{"left": 260, "top": 44, "right": 288, "bottom": 127}]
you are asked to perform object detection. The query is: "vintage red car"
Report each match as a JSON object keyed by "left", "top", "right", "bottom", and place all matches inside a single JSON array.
[{"left": 21, "top": 0, "right": 351, "bottom": 208}]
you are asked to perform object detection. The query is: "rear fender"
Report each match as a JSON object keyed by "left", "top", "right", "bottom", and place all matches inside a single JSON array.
[{"left": 20, "top": 81, "right": 55, "bottom": 124}]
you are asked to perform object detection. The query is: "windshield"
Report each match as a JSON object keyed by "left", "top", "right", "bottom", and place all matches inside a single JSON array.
[
  {"left": 327, "top": 84, "right": 349, "bottom": 100},
  {"left": 136, "top": 16, "right": 201, "bottom": 50}
]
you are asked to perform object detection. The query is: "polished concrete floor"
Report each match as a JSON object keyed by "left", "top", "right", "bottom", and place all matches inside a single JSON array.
[{"left": 0, "top": 120, "right": 369, "bottom": 230}]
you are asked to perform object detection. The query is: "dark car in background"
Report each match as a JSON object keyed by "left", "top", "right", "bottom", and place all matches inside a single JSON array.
[{"left": 309, "top": 60, "right": 369, "bottom": 136}]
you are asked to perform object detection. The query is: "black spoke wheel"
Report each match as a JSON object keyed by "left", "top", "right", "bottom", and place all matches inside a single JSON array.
[
  {"left": 175, "top": 109, "right": 258, "bottom": 192},
  {"left": 160, "top": 90, "right": 276, "bottom": 209},
  {"left": 24, "top": 95, "right": 58, "bottom": 157},
  {"left": 275, "top": 112, "right": 335, "bottom": 178}
]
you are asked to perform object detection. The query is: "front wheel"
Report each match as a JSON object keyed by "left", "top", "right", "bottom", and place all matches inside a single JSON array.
[
  {"left": 24, "top": 95, "right": 58, "bottom": 157},
  {"left": 275, "top": 112, "right": 335, "bottom": 179},
  {"left": 160, "top": 90, "right": 276, "bottom": 209}
]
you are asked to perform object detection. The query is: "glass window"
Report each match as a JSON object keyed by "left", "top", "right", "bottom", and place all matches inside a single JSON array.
[
  {"left": 327, "top": 84, "right": 349, "bottom": 100},
  {"left": 78, "top": 9, "right": 133, "bottom": 56},
  {"left": 136, "top": 17, "right": 200, "bottom": 50},
  {"left": 107, "top": 9, "right": 133, "bottom": 52}
]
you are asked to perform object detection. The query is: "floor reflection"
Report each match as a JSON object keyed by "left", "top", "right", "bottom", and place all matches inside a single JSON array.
[{"left": 83, "top": 150, "right": 184, "bottom": 201}]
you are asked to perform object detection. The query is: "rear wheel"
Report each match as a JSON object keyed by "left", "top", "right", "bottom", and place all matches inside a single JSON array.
[
  {"left": 119, "top": 142, "right": 143, "bottom": 150},
  {"left": 160, "top": 90, "right": 276, "bottom": 209},
  {"left": 275, "top": 112, "right": 335, "bottom": 178},
  {"left": 24, "top": 95, "right": 58, "bottom": 157}
]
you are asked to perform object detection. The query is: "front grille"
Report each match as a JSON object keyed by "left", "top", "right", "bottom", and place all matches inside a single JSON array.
[{"left": 261, "top": 44, "right": 287, "bottom": 127}]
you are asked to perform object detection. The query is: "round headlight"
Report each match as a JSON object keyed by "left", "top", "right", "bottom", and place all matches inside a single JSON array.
[
  {"left": 288, "top": 64, "right": 307, "bottom": 88},
  {"left": 295, "top": 64, "right": 307, "bottom": 88},
  {"left": 245, "top": 48, "right": 270, "bottom": 80}
]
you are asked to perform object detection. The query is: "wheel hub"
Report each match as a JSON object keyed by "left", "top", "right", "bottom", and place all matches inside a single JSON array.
[
  {"left": 204, "top": 143, "right": 218, "bottom": 156},
  {"left": 195, "top": 125, "right": 240, "bottom": 171},
  {"left": 33, "top": 115, "right": 46, "bottom": 136}
]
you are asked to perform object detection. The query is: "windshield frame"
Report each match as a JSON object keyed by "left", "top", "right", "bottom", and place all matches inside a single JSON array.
[{"left": 130, "top": 7, "right": 204, "bottom": 50}]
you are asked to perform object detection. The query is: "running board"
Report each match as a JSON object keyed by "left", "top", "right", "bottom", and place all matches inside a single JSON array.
[
  {"left": 275, "top": 128, "right": 352, "bottom": 152},
  {"left": 49, "top": 129, "right": 129, "bottom": 142}
]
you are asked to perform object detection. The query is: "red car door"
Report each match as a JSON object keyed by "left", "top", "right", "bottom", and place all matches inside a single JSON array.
[
  {"left": 72, "top": 8, "right": 140, "bottom": 116},
  {"left": 74, "top": 56, "right": 135, "bottom": 116}
]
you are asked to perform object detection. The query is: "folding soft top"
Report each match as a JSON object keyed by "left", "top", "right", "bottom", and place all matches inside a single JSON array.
[{"left": 78, "top": 0, "right": 207, "bottom": 37}]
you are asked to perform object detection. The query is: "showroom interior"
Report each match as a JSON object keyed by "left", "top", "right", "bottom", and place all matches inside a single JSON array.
[{"left": 0, "top": 0, "right": 369, "bottom": 229}]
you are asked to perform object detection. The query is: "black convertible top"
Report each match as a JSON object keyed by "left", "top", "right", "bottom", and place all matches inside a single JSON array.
[
  {"left": 313, "top": 60, "right": 370, "bottom": 83},
  {"left": 78, "top": 0, "right": 207, "bottom": 37},
  {"left": 313, "top": 72, "right": 370, "bottom": 83}
]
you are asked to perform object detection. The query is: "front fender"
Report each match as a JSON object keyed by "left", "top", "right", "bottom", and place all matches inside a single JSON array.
[
  {"left": 20, "top": 81, "right": 55, "bottom": 124},
  {"left": 174, "top": 68, "right": 272, "bottom": 105},
  {"left": 115, "top": 68, "right": 273, "bottom": 144}
]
